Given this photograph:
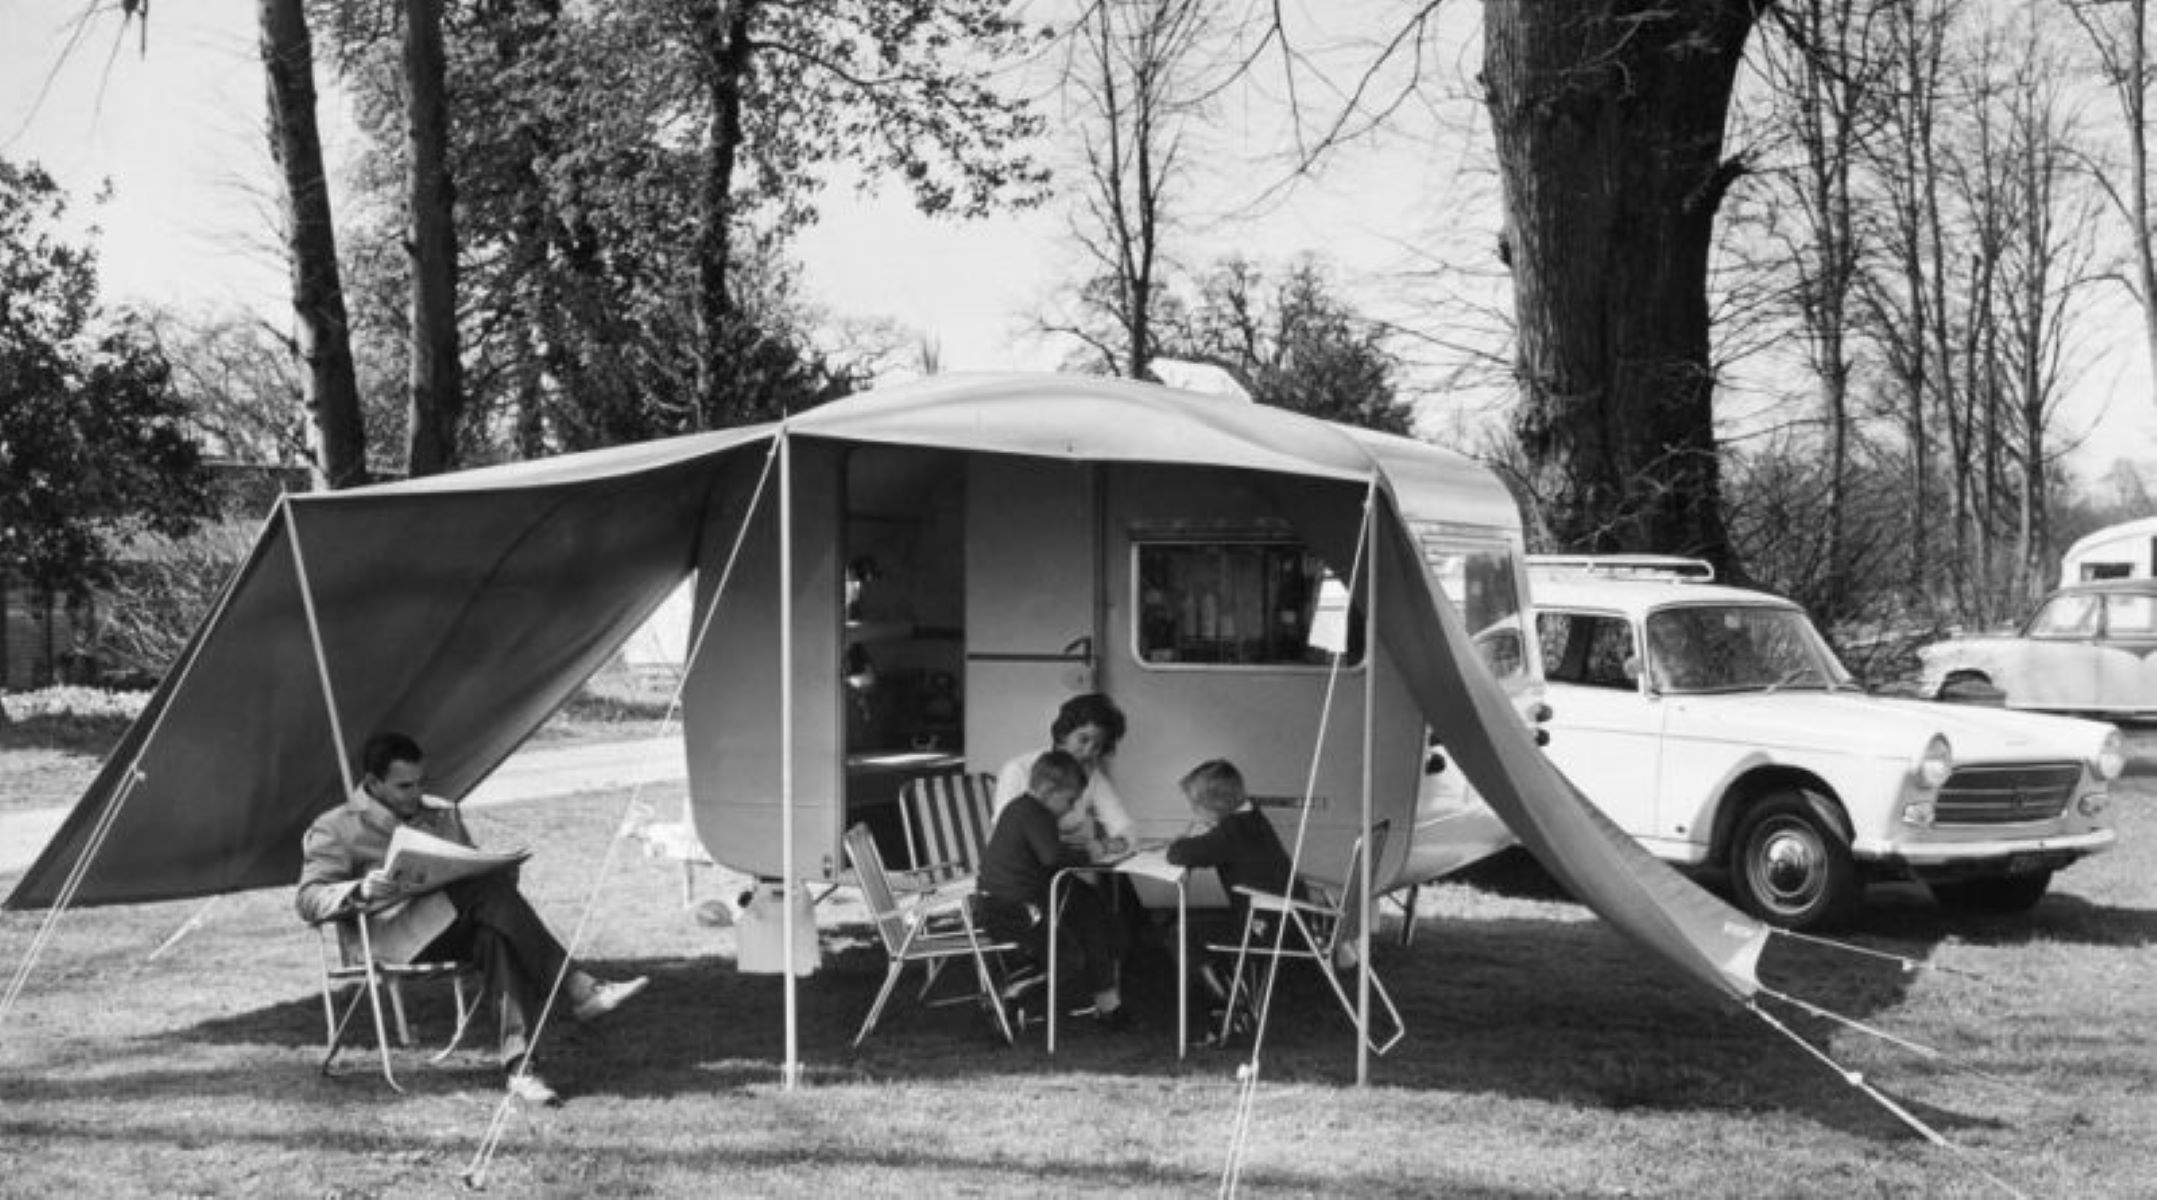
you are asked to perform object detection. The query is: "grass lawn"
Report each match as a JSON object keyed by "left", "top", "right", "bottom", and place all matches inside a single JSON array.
[{"left": 5, "top": 746, "right": 2157, "bottom": 1195}]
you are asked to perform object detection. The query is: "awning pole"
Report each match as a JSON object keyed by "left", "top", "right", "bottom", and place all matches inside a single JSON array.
[
  {"left": 778, "top": 427, "right": 800, "bottom": 1090},
  {"left": 284, "top": 500, "right": 355, "bottom": 796},
  {"left": 1356, "top": 478, "right": 1377, "bottom": 1088}
]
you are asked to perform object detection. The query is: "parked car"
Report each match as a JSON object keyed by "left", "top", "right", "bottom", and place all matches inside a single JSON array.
[
  {"left": 1917, "top": 580, "right": 2157, "bottom": 720},
  {"left": 1528, "top": 556, "right": 2121, "bottom": 929}
]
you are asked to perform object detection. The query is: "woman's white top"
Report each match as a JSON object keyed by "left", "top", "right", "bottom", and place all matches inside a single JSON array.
[{"left": 992, "top": 749, "right": 1137, "bottom": 846}]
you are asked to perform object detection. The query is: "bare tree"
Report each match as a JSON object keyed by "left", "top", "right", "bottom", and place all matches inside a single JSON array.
[
  {"left": 259, "top": 0, "right": 367, "bottom": 488},
  {"left": 1751, "top": 0, "right": 1896, "bottom": 621},
  {"left": 1853, "top": 0, "right": 1953, "bottom": 602},
  {"left": 1990, "top": 21, "right": 2105, "bottom": 608},
  {"left": 2064, "top": 0, "right": 2157, "bottom": 410},
  {"left": 1049, "top": 0, "right": 1215, "bottom": 379}
]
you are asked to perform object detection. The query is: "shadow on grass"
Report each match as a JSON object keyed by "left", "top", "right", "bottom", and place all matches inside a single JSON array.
[
  {"left": 0, "top": 1097, "right": 1563, "bottom": 1199},
  {"left": 123, "top": 912, "right": 1967, "bottom": 1148}
]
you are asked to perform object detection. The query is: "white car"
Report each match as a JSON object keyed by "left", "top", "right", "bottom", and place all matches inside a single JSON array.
[
  {"left": 1529, "top": 556, "right": 2121, "bottom": 929},
  {"left": 1916, "top": 579, "right": 2157, "bottom": 719}
]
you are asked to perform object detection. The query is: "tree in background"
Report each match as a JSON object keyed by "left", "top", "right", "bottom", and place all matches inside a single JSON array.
[
  {"left": 1169, "top": 257, "right": 1416, "bottom": 434},
  {"left": 0, "top": 161, "right": 214, "bottom": 603},
  {"left": 2065, "top": 0, "right": 2157, "bottom": 414},
  {"left": 1737, "top": 0, "right": 1890, "bottom": 624},
  {"left": 325, "top": 0, "right": 1044, "bottom": 456},
  {"left": 258, "top": 0, "right": 367, "bottom": 489},
  {"left": 672, "top": 0, "right": 1048, "bottom": 426},
  {"left": 1484, "top": 0, "right": 1756, "bottom": 569},
  {"left": 399, "top": 0, "right": 463, "bottom": 476},
  {"left": 1048, "top": 0, "right": 1214, "bottom": 380}
]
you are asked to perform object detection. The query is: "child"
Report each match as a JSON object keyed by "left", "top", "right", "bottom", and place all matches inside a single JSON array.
[
  {"left": 1164, "top": 758, "right": 1295, "bottom": 1045},
  {"left": 974, "top": 749, "right": 1131, "bottom": 1029}
]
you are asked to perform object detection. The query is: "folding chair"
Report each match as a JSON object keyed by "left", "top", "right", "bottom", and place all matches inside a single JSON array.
[
  {"left": 1215, "top": 821, "right": 1405, "bottom": 1055},
  {"left": 843, "top": 823, "right": 1019, "bottom": 1047},
  {"left": 311, "top": 895, "right": 483, "bottom": 1091},
  {"left": 898, "top": 772, "right": 998, "bottom": 887}
]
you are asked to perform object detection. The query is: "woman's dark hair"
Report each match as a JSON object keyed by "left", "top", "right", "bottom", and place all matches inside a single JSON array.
[{"left": 1049, "top": 692, "right": 1126, "bottom": 754}]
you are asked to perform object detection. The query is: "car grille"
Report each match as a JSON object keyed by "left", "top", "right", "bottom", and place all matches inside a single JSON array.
[{"left": 1935, "top": 764, "right": 2082, "bottom": 824}]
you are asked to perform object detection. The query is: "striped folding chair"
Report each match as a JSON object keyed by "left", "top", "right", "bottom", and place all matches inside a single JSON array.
[{"left": 898, "top": 772, "right": 999, "bottom": 887}]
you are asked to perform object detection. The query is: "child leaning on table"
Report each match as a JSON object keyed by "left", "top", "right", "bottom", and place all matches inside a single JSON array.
[
  {"left": 1165, "top": 758, "right": 1297, "bottom": 1044},
  {"left": 974, "top": 749, "right": 1131, "bottom": 1029}
]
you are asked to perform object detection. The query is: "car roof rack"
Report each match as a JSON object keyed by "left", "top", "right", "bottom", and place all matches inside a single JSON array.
[{"left": 1526, "top": 554, "right": 1716, "bottom": 582}]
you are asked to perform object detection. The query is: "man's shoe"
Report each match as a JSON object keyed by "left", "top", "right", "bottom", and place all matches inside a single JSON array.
[
  {"left": 506, "top": 1070, "right": 561, "bottom": 1107},
  {"left": 572, "top": 975, "right": 649, "bottom": 1023},
  {"left": 1093, "top": 1005, "right": 1134, "bottom": 1032}
]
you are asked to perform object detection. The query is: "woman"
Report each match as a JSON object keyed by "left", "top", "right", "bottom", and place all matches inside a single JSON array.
[{"left": 992, "top": 692, "right": 1136, "bottom": 855}]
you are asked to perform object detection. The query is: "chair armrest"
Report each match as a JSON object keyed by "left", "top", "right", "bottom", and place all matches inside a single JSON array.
[
  {"left": 1231, "top": 885, "right": 1330, "bottom": 916},
  {"left": 891, "top": 865, "right": 972, "bottom": 896}
]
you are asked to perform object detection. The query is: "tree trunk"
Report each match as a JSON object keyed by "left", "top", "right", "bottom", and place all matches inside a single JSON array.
[
  {"left": 404, "top": 0, "right": 463, "bottom": 475},
  {"left": 1484, "top": 0, "right": 1753, "bottom": 568},
  {"left": 694, "top": 0, "right": 755, "bottom": 429},
  {"left": 2131, "top": 2, "right": 2157, "bottom": 409},
  {"left": 258, "top": 0, "right": 366, "bottom": 490}
]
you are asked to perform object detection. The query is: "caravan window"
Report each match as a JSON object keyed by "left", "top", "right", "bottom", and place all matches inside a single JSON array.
[
  {"left": 1133, "top": 542, "right": 1364, "bottom": 667},
  {"left": 1420, "top": 536, "right": 1532, "bottom": 683}
]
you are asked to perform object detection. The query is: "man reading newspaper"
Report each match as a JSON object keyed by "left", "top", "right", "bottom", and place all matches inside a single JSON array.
[{"left": 296, "top": 731, "right": 646, "bottom": 1106}]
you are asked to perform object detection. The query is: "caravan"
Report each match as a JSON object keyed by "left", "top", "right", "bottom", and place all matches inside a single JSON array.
[
  {"left": 11, "top": 374, "right": 1770, "bottom": 1027},
  {"left": 2061, "top": 516, "right": 2157, "bottom": 584},
  {"left": 681, "top": 379, "right": 1535, "bottom": 893}
]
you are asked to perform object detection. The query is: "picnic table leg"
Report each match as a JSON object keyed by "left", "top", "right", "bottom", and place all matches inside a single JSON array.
[{"left": 1047, "top": 872, "right": 1064, "bottom": 1055}]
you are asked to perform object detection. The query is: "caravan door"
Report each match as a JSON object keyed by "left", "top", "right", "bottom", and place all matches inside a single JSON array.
[{"left": 964, "top": 457, "right": 1099, "bottom": 769}]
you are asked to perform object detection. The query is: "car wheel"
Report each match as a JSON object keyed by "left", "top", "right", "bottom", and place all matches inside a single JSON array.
[
  {"left": 1931, "top": 871, "right": 2052, "bottom": 913},
  {"left": 1726, "top": 791, "right": 1861, "bottom": 930},
  {"left": 1938, "top": 672, "right": 2005, "bottom": 706}
]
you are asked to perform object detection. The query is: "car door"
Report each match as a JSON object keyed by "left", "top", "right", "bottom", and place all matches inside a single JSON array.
[
  {"left": 1536, "top": 609, "right": 1666, "bottom": 842},
  {"left": 2015, "top": 591, "right": 2104, "bottom": 710},
  {"left": 2095, "top": 590, "right": 2157, "bottom": 711}
]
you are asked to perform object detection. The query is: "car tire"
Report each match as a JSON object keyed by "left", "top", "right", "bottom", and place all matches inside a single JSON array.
[
  {"left": 1931, "top": 871, "right": 2052, "bottom": 913},
  {"left": 1726, "top": 790, "right": 1861, "bottom": 930},
  {"left": 1938, "top": 672, "right": 2005, "bottom": 707}
]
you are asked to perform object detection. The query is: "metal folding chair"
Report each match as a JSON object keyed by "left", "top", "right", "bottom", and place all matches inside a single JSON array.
[
  {"left": 898, "top": 772, "right": 999, "bottom": 887},
  {"left": 843, "top": 823, "right": 1019, "bottom": 1047},
  {"left": 1215, "top": 821, "right": 1405, "bottom": 1055},
  {"left": 312, "top": 896, "right": 482, "bottom": 1090}
]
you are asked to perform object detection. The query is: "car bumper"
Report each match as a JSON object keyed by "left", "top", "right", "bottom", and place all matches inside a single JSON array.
[{"left": 1858, "top": 827, "right": 2116, "bottom": 877}]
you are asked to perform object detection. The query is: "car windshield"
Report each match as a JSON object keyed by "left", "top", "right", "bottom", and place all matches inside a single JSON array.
[
  {"left": 2024, "top": 593, "right": 2101, "bottom": 638},
  {"left": 1643, "top": 605, "right": 1854, "bottom": 694}
]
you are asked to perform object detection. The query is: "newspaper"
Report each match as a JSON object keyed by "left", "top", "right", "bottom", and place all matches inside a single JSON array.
[{"left": 379, "top": 825, "right": 529, "bottom": 894}]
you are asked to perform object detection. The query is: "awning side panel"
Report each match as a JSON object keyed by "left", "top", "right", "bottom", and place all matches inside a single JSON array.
[
  {"left": 1364, "top": 489, "right": 1768, "bottom": 1000},
  {"left": 7, "top": 460, "right": 725, "bottom": 910}
]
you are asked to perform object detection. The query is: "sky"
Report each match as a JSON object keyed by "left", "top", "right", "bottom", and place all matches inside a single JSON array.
[
  {"left": 0, "top": 0, "right": 1466, "bottom": 375},
  {"left": 4, "top": 0, "right": 2154, "bottom": 491}
]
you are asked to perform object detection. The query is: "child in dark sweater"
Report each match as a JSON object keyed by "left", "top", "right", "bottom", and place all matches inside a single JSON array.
[
  {"left": 976, "top": 749, "right": 1130, "bottom": 1027},
  {"left": 1165, "top": 758, "right": 1295, "bottom": 1043}
]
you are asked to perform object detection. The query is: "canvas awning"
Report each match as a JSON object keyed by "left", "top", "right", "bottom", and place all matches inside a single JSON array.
[{"left": 8, "top": 373, "right": 1765, "bottom": 1002}]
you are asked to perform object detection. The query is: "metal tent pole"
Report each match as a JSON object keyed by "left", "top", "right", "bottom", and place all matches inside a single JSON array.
[
  {"left": 778, "top": 428, "right": 801, "bottom": 1090},
  {"left": 1356, "top": 479, "right": 1377, "bottom": 1088}
]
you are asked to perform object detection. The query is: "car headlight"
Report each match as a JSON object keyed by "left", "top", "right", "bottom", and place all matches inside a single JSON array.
[
  {"left": 2096, "top": 729, "right": 2127, "bottom": 781},
  {"left": 1913, "top": 735, "right": 1953, "bottom": 790}
]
